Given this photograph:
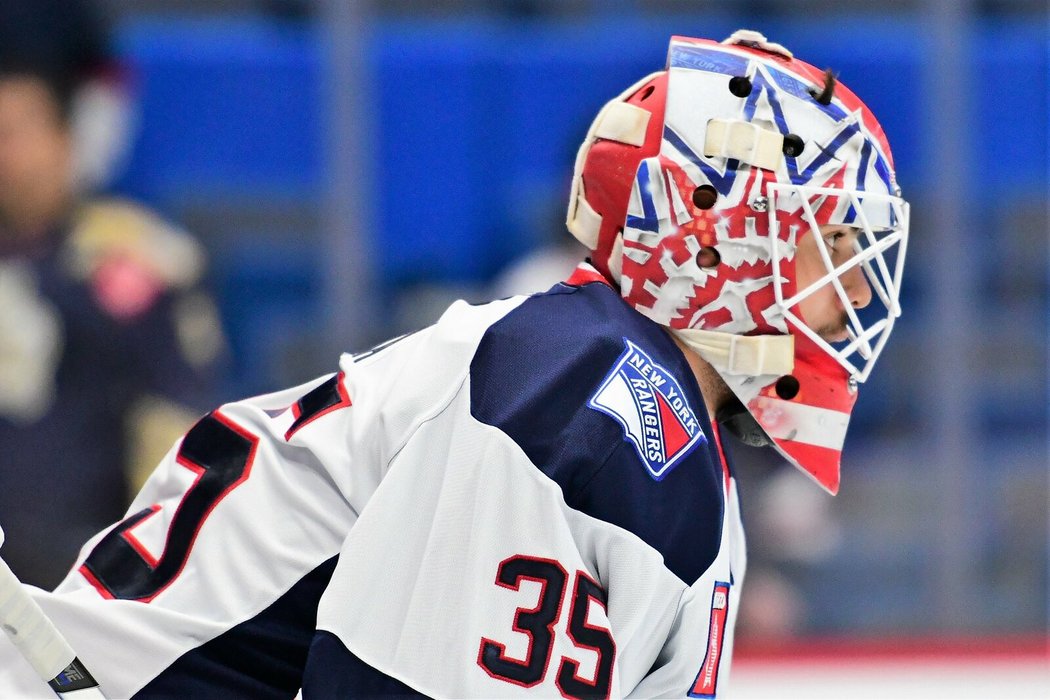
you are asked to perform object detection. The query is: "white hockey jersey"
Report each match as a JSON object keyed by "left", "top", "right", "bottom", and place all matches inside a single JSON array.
[{"left": 0, "top": 270, "right": 747, "bottom": 698}]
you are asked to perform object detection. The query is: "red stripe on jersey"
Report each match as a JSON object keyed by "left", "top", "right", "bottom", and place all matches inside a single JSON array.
[
  {"left": 690, "top": 582, "right": 732, "bottom": 698},
  {"left": 711, "top": 423, "right": 731, "bottom": 492}
]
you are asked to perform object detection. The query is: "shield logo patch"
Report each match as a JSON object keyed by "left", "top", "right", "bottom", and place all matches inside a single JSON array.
[{"left": 588, "top": 339, "right": 706, "bottom": 480}]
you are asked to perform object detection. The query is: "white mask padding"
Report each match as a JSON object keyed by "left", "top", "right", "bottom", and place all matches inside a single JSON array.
[
  {"left": 720, "top": 29, "right": 794, "bottom": 60},
  {"left": 566, "top": 180, "right": 602, "bottom": 249},
  {"left": 593, "top": 101, "right": 651, "bottom": 147},
  {"left": 768, "top": 183, "right": 909, "bottom": 383},
  {"left": 672, "top": 327, "right": 794, "bottom": 377},
  {"left": 566, "top": 72, "right": 663, "bottom": 249},
  {"left": 703, "top": 118, "right": 785, "bottom": 171}
]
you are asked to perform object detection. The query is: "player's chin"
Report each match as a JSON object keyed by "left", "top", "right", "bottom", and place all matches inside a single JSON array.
[{"left": 819, "top": 325, "right": 850, "bottom": 344}]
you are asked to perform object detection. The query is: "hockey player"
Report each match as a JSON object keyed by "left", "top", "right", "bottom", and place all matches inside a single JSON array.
[{"left": 0, "top": 31, "right": 907, "bottom": 698}]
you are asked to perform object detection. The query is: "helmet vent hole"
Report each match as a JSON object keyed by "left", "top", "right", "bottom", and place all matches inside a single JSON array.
[
  {"left": 728, "top": 76, "right": 752, "bottom": 98},
  {"left": 782, "top": 133, "right": 805, "bottom": 157},
  {"left": 696, "top": 246, "right": 721, "bottom": 269},
  {"left": 691, "top": 185, "right": 718, "bottom": 210},
  {"left": 638, "top": 85, "right": 655, "bottom": 101},
  {"left": 775, "top": 375, "right": 801, "bottom": 400}
]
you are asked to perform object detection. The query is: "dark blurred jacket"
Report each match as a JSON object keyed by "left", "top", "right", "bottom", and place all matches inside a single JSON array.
[{"left": 0, "top": 199, "right": 225, "bottom": 588}]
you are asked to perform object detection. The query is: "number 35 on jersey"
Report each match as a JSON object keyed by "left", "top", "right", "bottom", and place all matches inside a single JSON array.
[{"left": 477, "top": 555, "right": 616, "bottom": 699}]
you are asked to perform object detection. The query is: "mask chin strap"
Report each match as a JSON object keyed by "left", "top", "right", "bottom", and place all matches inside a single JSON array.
[
  {"left": 671, "top": 328, "right": 795, "bottom": 447},
  {"left": 671, "top": 327, "right": 794, "bottom": 377}
]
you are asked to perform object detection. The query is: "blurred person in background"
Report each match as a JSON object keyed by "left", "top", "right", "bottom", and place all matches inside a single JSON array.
[{"left": 0, "top": 0, "right": 225, "bottom": 589}]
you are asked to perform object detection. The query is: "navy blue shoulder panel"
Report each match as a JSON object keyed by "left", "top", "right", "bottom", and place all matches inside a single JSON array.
[
  {"left": 134, "top": 556, "right": 337, "bottom": 699},
  {"left": 302, "top": 630, "right": 430, "bottom": 698},
  {"left": 470, "top": 282, "right": 726, "bottom": 584}
]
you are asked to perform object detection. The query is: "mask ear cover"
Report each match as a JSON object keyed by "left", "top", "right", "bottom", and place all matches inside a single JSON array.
[{"left": 716, "top": 396, "right": 772, "bottom": 448}]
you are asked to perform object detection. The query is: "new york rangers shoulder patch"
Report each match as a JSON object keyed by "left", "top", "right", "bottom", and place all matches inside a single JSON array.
[{"left": 588, "top": 339, "right": 706, "bottom": 480}]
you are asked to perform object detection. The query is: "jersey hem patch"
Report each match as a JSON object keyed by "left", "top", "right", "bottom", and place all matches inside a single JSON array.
[
  {"left": 689, "top": 580, "right": 732, "bottom": 698},
  {"left": 587, "top": 339, "right": 706, "bottom": 481}
]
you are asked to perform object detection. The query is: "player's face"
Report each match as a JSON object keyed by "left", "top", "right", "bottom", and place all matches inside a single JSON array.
[
  {"left": 794, "top": 224, "right": 872, "bottom": 343},
  {"left": 0, "top": 76, "right": 73, "bottom": 237}
]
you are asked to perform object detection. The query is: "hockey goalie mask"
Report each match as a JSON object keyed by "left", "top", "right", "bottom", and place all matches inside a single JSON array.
[{"left": 567, "top": 31, "right": 909, "bottom": 493}]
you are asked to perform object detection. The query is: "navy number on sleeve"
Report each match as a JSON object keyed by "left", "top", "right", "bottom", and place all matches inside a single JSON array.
[
  {"left": 478, "top": 555, "right": 615, "bottom": 699},
  {"left": 557, "top": 573, "right": 616, "bottom": 699},
  {"left": 284, "top": 371, "right": 352, "bottom": 440},
  {"left": 478, "top": 556, "right": 567, "bottom": 687},
  {"left": 79, "top": 411, "right": 258, "bottom": 601}
]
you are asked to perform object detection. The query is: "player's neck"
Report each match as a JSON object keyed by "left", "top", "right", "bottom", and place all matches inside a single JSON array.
[{"left": 668, "top": 331, "right": 734, "bottom": 420}]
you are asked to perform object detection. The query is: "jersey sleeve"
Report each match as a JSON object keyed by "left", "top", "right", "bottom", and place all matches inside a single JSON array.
[
  {"left": 0, "top": 296, "right": 526, "bottom": 699},
  {"left": 0, "top": 373, "right": 356, "bottom": 698}
]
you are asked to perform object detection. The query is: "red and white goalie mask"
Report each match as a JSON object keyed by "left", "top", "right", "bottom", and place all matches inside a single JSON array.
[{"left": 567, "top": 31, "right": 909, "bottom": 493}]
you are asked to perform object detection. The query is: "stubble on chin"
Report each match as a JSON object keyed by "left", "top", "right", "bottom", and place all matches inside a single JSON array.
[{"left": 815, "top": 313, "right": 851, "bottom": 344}]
